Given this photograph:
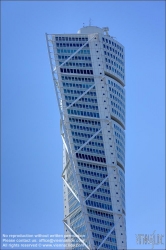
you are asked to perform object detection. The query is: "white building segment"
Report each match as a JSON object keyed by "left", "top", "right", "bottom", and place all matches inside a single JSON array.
[{"left": 46, "top": 25, "right": 126, "bottom": 250}]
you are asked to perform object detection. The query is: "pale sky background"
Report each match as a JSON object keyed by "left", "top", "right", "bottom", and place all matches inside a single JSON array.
[{"left": 1, "top": 1, "right": 165, "bottom": 250}]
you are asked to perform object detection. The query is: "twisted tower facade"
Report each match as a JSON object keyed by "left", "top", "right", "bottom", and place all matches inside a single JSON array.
[{"left": 46, "top": 26, "right": 126, "bottom": 250}]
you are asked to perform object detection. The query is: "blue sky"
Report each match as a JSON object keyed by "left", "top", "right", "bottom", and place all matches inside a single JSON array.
[{"left": 1, "top": 1, "right": 165, "bottom": 249}]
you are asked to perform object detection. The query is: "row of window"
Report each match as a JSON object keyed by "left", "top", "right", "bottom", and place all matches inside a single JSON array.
[
  {"left": 55, "top": 36, "right": 88, "bottom": 42},
  {"left": 104, "top": 50, "right": 123, "bottom": 60},
  {"left": 67, "top": 97, "right": 98, "bottom": 106},
  {"left": 72, "top": 131, "right": 102, "bottom": 140},
  {"left": 77, "top": 146, "right": 105, "bottom": 156},
  {"left": 84, "top": 192, "right": 110, "bottom": 202},
  {"left": 90, "top": 224, "right": 110, "bottom": 233},
  {"left": 63, "top": 82, "right": 94, "bottom": 88},
  {"left": 87, "top": 208, "right": 114, "bottom": 219},
  {"left": 86, "top": 200, "right": 112, "bottom": 212},
  {"left": 81, "top": 177, "right": 103, "bottom": 185},
  {"left": 60, "top": 68, "right": 93, "bottom": 75},
  {"left": 69, "top": 117, "right": 100, "bottom": 126},
  {"left": 89, "top": 193, "right": 111, "bottom": 203},
  {"left": 93, "top": 232, "right": 105, "bottom": 240},
  {"left": 105, "top": 52, "right": 116, "bottom": 60},
  {"left": 105, "top": 56, "right": 124, "bottom": 67},
  {"left": 70, "top": 124, "right": 99, "bottom": 132},
  {"left": 58, "top": 55, "right": 92, "bottom": 61},
  {"left": 56, "top": 42, "right": 89, "bottom": 48},
  {"left": 60, "top": 62, "right": 92, "bottom": 68},
  {"left": 68, "top": 109, "right": 100, "bottom": 118},
  {"left": 74, "top": 140, "right": 104, "bottom": 148},
  {"left": 64, "top": 88, "right": 96, "bottom": 95},
  {"left": 72, "top": 103, "right": 98, "bottom": 110},
  {"left": 105, "top": 59, "right": 124, "bottom": 71},
  {"left": 83, "top": 184, "right": 110, "bottom": 196},
  {"left": 96, "top": 185, "right": 110, "bottom": 193},
  {"left": 76, "top": 152, "right": 106, "bottom": 163},
  {"left": 57, "top": 49, "right": 90, "bottom": 54},
  {"left": 61, "top": 75, "right": 94, "bottom": 82},
  {"left": 106, "top": 62, "right": 124, "bottom": 73},
  {"left": 65, "top": 95, "right": 84, "bottom": 102},
  {"left": 79, "top": 169, "right": 107, "bottom": 178},
  {"left": 77, "top": 162, "right": 107, "bottom": 172},
  {"left": 73, "top": 138, "right": 87, "bottom": 145},
  {"left": 89, "top": 216, "right": 113, "bottom": 226},
  {"left": 88, "top": 140, "right": 104, "bottom": 147},
  {"left": 82, "top": 184, "right": 110, "bottom": 194},
  {"left": 105, "top": 53, "right": 124, "bottom": 69},
  {"left": 66, "top": 97, "right": 97, "bottom": 105},
  {"left": 102, "top": 37, "right": 123, "bottom": 52},
  {"left": 65, "top": 95, "right": 94, "bottom": 105},
  {"left": 83, "top": 178, "right": 109, "bottom": 188},
  {"left": 104, "top": 45, "right": 123, "bottom": 59}
]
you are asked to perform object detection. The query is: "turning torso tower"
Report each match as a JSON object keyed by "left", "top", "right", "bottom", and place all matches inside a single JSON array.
[{"left": 46, "top": 26, "right": 126, "bottom": 250}]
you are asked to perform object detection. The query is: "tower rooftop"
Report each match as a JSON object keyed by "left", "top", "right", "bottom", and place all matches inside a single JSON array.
[{"left": 77, "top": 26, "right": 109, "bottom": 35}]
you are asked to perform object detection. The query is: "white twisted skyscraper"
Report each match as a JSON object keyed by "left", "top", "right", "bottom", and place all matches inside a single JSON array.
[{"left": 46, "top": 26, "right": 126, "bottom": 250}]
